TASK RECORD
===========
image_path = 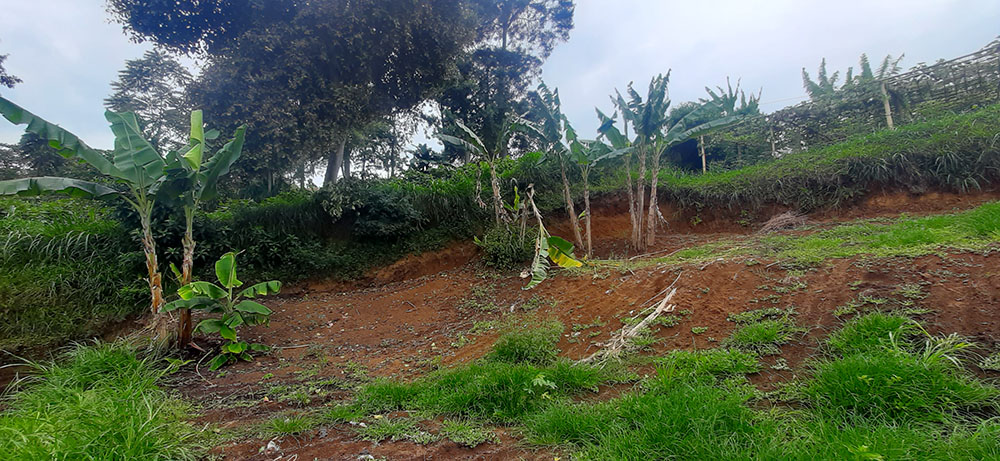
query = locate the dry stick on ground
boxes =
[580,286,678,364]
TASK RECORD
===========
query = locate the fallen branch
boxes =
[580,287,678,364]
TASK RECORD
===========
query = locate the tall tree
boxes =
[112,0,481,190]
[0,53,21,89]
[105,50,193,151]
[436,0,574,163]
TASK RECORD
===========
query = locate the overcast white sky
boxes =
[1,0,998,149]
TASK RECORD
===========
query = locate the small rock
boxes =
[264,440,281,454]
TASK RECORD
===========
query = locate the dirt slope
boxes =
[172,189,1000,460]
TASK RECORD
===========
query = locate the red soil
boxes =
[172,188,1000,460]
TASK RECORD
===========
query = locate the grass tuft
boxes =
[0,342,201,460]
[827,312,917,356]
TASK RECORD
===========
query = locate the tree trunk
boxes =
[324,136,347,186]
[635,145,647,250]
[488,160,505,224]
[296,162,306,189]
[139,208,171,345]
[699,135,707,173]
[559,155,584,250]
[880,82,895,130]
[177,209,195,348]
[646,148,661,248]
[624,152,638,250]
[342,146,352,180]
[582,167,593,258]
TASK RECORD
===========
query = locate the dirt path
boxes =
[172,190,1000,460]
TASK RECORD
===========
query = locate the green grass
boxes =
[354,417,437,444]
[356,359,606,422]
[804,349,998,423]
[608,200,1000,270]
[0,197,145,350]
[725,319,799,354]
[0,342,202,460]
[651,103,1000,212]
[654,348,760,381]
[484,320,563,366]
[827,312,918,356]
[525,370,784,459]
[439,419,497,447]
[264,412,319,436]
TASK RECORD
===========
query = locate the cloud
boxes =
[0,0,996,153]
[540,0,1000,137]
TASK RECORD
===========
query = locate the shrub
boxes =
[477,223,535,270]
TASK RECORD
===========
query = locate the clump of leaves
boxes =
[163,252,281,370]
[440,419,497,447]
[355,417,437,445]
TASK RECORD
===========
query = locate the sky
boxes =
[0,0,998,149]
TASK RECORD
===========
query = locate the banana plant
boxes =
[567,137,630,258]
[522,82,584,251]
[438,117,522,225]
[522,185,582,290]
[162,252,280,370]
[605,74,746,249]
[0,96,173,338]
[160,111,246,348]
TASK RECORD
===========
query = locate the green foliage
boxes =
[0,342,201,459]
[476,223,534,270]
[162,252,280,370]
[439,419,497,447]
[827,312,917,356]
[725,319,799,354]
[805,349,999,423]
[0,197,145,350]
[354,417,437,444]
[355,359,606,422]
[656,104,1000,212]
[485,321,563,366]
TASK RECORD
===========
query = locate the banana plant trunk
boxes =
[558,155,584,250]
[646,148,661,248]
[488,159,506,224]
[635,145,648,251]
[178,210,195,347]
[138,208,170,343]
[582,167,593,258]
[699,136,707,173]
[624,153,638,250]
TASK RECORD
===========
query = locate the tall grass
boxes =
[0,342,202,460]
[0,198,145,351]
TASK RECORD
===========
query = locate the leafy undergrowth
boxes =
[0,342,202,460]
